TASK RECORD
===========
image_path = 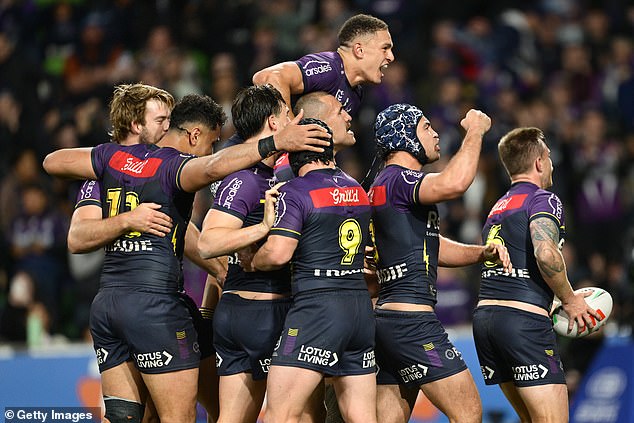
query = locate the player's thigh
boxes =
[198,356,219,421]
[516,383,569,423]
[265,366,324,417]
[376,384,418,423]
[420,368,482,423]
[300,379,326,423]
[142,368,199,423]
[101,361,147,402]
[499,382,531,422]
[332,373,377,423]
[218,373,267,423]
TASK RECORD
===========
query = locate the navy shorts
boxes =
[375,309,467,387]
[90,287,201,374]
[181,292,214,360]
[213,293,292,380]
[472,306,566,387]
[272,289,376,377]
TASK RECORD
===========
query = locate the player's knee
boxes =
[104,397,145,423]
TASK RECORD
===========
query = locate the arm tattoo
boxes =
[530,217,565,278]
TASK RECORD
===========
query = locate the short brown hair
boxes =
[338,14,388,46]
[498,127,547,177]
[109,83,174,142]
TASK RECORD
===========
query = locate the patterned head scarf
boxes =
[374,103,428,165]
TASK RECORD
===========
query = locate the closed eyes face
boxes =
[322,97,354,149]
[141,99,171,144]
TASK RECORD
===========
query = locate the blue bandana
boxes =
[374,104,427,163]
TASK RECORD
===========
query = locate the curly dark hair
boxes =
[169,94,226,132]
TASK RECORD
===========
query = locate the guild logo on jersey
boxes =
[134,350,174,369]
[310,186,369,208]
[303,60,332,77]
[488,194,528,217]
[109,151,161,177]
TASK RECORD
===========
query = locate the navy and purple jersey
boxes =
[480,182,566,311]
[91,143,196,293]
[295,51,362,116]
[212,162,291,294]
[369,165,439,306]
[271,168,370,295]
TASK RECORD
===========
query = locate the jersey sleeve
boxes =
[91,143,116,179]
[527,190,565,228]
[167,151,195,192]
[270,186,304,240]
[295,53,338,94]
[75,180,102,209]
[393,169,425,208]
[212,172,261,221]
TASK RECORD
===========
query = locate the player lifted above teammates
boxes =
[253,13,394,117]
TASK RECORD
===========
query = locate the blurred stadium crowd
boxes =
[0,0,633,399]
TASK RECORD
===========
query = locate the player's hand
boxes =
[125,203,172,236]
[482,242,513,274]
[562,290,602,335]
[460,109,491,135]
[237,243,259,272]
[363,245,377,274]
[262,182,285,230]
[273,109,331,153]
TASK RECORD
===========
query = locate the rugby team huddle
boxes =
[44,13,601,423]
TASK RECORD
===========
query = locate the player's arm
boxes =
[418,109,491,204]
[43,147,96,179]
[438,235,512,273]
[184,222,229,280]
[198,185,279,259]
[252,61,305,114]
[530,216,600,332]
[252,234,298,272]
[179,113,330,192]
[68,203,173,253]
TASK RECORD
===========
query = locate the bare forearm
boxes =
[43,148,96,179]
[199,223,269,259]
[68,215,129,253]
[531,218,574,301]
[438,236,484,267]
[200,275,223,310]
[439,129,484,194]
[253,244,283,271]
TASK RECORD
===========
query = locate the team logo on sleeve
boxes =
[303,60,333,77]
[400,170,422,185]
[548,194,563,221]
[219,177,243,209]
[273,192,287,227]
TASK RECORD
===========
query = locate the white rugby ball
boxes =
[552,287,613,338]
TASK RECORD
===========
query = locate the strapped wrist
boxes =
[258,135,277,159]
